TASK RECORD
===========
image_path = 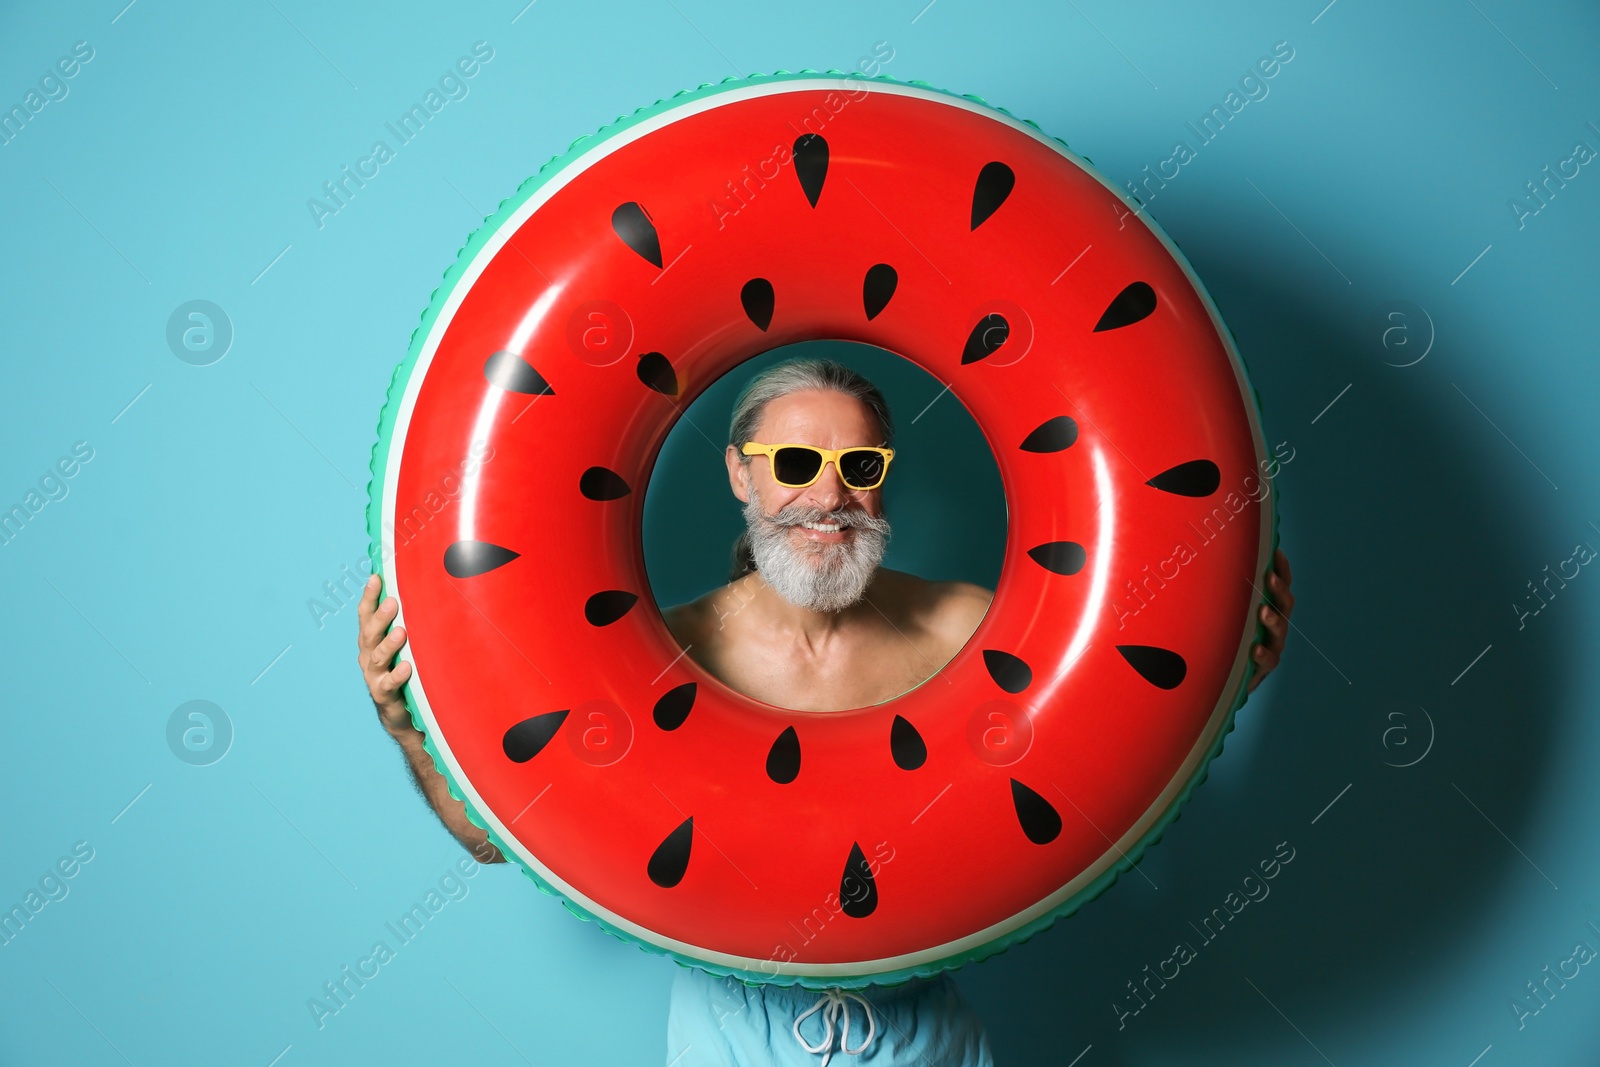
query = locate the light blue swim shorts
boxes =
[666,965,995,1066]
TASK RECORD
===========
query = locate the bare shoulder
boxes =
[870,569,993,639]
[927,578,994,639]
[663,575,761,646]
[661,595,713,647]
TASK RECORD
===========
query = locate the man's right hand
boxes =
[355,572,506,864]
[358,573,415,737]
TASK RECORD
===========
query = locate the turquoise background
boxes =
[2,1,1598,1064]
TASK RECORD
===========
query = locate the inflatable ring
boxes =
[367,71,1280,989]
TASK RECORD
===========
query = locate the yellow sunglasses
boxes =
[740,441,896,491]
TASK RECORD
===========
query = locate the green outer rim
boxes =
[364,68,1283,992]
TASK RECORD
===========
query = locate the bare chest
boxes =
[696,624,950,712]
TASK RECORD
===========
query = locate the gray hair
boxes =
[726,357,894,582]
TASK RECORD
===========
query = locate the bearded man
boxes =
[661,357,992,712]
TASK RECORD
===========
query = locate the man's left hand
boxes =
[1248,548,1294,692]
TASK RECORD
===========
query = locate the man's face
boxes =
[725,388,892,613]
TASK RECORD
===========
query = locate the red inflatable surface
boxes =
[369,75,1275,986]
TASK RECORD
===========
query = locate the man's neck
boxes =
[729,568,884,653]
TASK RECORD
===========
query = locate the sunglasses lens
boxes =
[773,447,823,486]
[840,450,885,488]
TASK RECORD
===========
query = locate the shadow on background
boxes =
[960,261,1568,1064]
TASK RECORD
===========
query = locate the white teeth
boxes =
[800,521,843,532]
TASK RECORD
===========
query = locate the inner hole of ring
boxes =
[641,339,1007,714]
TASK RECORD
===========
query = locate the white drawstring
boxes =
[792,988,877,1066]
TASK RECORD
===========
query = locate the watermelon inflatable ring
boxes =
[367,71,1280,989]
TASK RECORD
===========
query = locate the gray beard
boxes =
[741,490,891,613]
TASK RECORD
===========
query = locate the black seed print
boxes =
[961,313,1010,364]
[1117,645,1188,689]
[1027,541,1087,576]
[502,709,569,763]
[611,202,662,268]
[585,590,639,626]
[579,466,631,501]
[766,725,801,784]
[1093,281,1158,332]
[444,540,520,579]
[1019,416,1079,453]
[741,278,775,331]
[971,161,1015,230]
[1145,460,1221,497]
[648,817,694,888]
[1010,779,1062,844]
[653,682,697,731]
[793,134,829,207]
[983,649,1032,694]
[890,715,927,771]
[863,263,898,321]
[483,351,554,395]
[637,352,678,395]
[839,842,879,918]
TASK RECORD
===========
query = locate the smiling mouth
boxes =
[788,520,854,546]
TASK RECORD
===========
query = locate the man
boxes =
[659,357,993,713]
[358,357,1296,1065]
